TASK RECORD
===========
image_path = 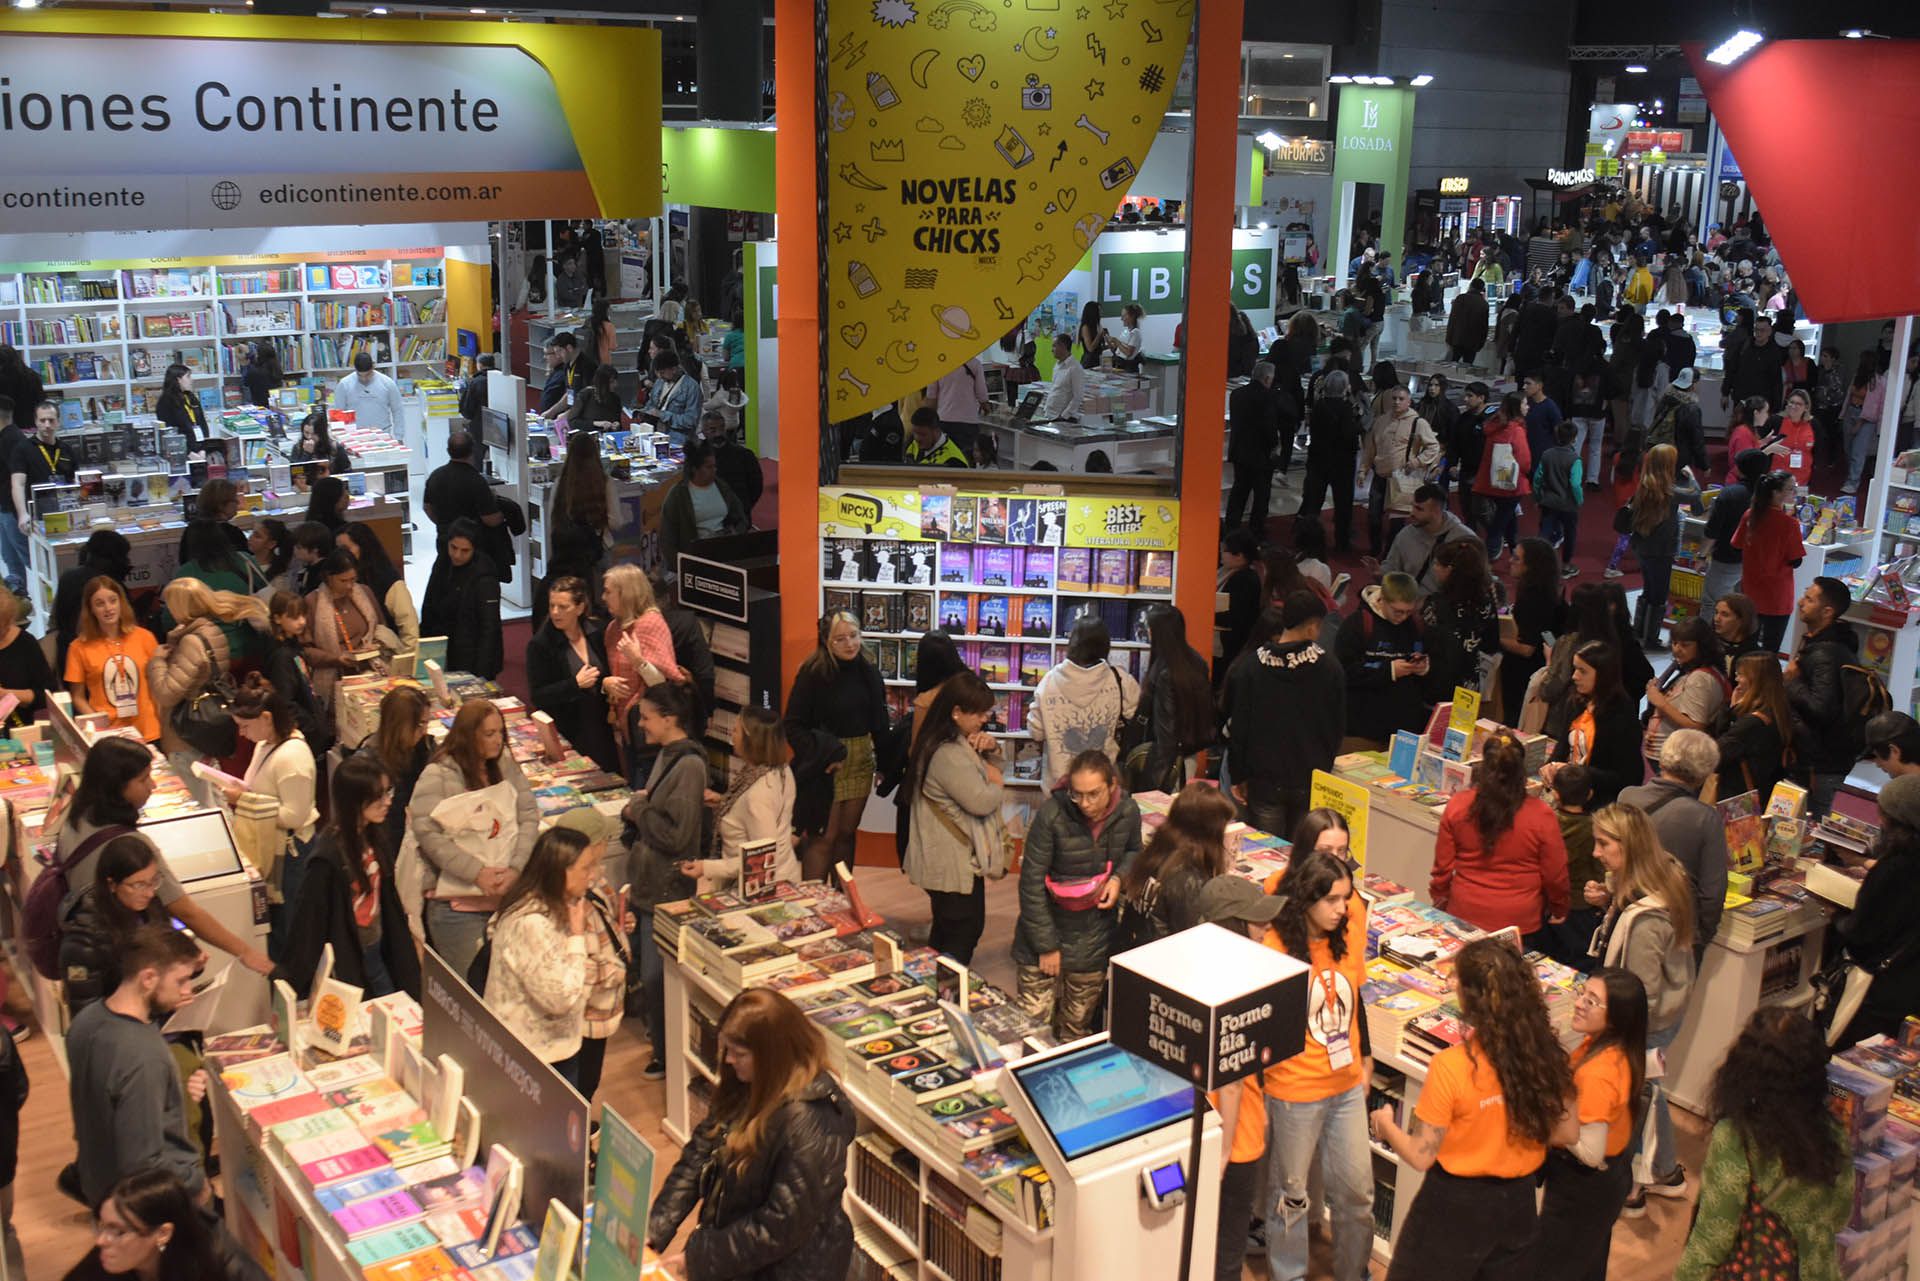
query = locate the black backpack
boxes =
[1838,663,1893,759]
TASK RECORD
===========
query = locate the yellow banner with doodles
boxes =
[819,487,925,538]
[824,0,1190,418]
[1063,495,1180,548]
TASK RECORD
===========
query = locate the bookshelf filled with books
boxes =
[0,253,449,422]
[818,484,1180,789]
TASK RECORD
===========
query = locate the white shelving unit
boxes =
[0,254,449,421]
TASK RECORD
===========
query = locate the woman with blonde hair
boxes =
[682,706,799,893]
[1715,651,1793,801]
[1626,443,1703,649]
[599,562,685,782]
[64,576,161,742]
[647,987,856,1279]
[151,579,266,799]
[1587,802,1696,1213]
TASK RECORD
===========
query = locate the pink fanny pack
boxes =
[1045,862,1111,911]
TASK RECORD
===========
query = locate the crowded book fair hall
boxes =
[0,2,1919,1281]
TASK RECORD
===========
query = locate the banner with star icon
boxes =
[824,0,1191,417]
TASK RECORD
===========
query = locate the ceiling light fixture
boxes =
[1409,74,1433,87]
[1844,28,1867,38]
[11,0,40,9]
[1328,74,1352,84]
[1705,28,1764,65]
[370,5,386,11]
[1255,130,1283,151]
[1625,63,1648,73]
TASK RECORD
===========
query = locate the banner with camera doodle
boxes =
[825,0,1191,418]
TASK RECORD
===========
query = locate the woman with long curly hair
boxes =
[1432,730,1570,944]
[1588,802,1696,1213]
[1371,937,1576,1280]
[646,988,856,1279]
[1533,967,1648,1281]
[1256,848,1374,1281]
[1674,1007,1852,1281]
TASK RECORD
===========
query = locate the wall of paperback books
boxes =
[0,250,459,424]
[818,484,1180,794]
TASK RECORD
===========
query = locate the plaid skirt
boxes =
[834,733,876,803]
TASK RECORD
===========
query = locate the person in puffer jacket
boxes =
[648,988,855,1281]
[1333,573,1432,749]
[1010,751,1142,1040]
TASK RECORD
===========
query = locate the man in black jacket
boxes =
[1225,361,1282,532]
[1453,382,1493,529]
[1785,576,1860,816]
[1224,589,1345,839]
[1510,285,1558,380]
[1723,313,1785,410]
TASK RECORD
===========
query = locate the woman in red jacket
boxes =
[1731,470,1806,654]
[1431,729,1570,949]
[1773,388,1817,488]
[1472,392,1532,561]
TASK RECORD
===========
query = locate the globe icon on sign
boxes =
[210,181,243,211]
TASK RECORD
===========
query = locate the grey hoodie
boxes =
[1379,511,1477,596]
[1029,659,1140,789]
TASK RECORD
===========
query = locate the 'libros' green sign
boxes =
[1094,246,1275,316]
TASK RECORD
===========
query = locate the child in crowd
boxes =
[1533,420,1585,575]
[1602,446,1641,580]
[1549,763,1600,969]
[1292,520,1333,593]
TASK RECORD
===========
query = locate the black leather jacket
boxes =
[647,1072,856,1281]
[1787,620,1862,774]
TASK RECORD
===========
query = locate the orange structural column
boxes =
[776,0,824,693]
[1173,0,1245,662]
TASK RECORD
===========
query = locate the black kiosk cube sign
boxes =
[1109,923,1311,1091]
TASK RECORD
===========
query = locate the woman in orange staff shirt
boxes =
[1531,967,1647,1281]
[1192,875,1287,1281]
[1259,844,1374,1281]
[1370,938,1577,1281]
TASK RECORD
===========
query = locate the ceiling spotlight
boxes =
[1409,74,1433,87]
[11,0,41,9]
[1372,76,1395,85]
[1256,130,1283,151]
[1844,28,1867,38]
[1256,221,1269,230]
[1625,64,1648,73]
[470,6,486,12]
[1706,28,1765,65]
[370,5,386,11]
[1328,74,1353,84]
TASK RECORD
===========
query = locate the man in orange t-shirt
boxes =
[1195,876,1286,1281]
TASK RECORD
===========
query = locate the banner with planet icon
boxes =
[824,0,1191,418]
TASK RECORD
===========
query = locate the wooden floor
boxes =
[8,867,1704,1280]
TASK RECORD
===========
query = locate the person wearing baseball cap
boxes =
[1191,873,1286,1281]
[1829,773,1920,1048]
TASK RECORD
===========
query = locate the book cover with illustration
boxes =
[904,590,934,634]
[978,547,1015,588]
[1035,499,1067,545]
[1057,547,1093,593]
[1021,597,1054,639]
[920,492,952,540]
[1022,546,1056,590]
[977,496,1008,543]
[976,595,1010,637]
[1094,549,1133,595]
[978,643,1012,684]
[899,543,936,586]
[950,497,977,542]
[1018,646,1050,686]
[1007,497,1038,544]
[1137,549,1174,592]
[939,543,974,584]
[937,593,975,635]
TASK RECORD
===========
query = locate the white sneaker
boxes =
[1604,566,1624,579]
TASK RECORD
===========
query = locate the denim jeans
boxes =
[361,937,397,999]
[638,925,666,1058]
[0,518,26,595]
[1263,1083,1373,1281]
[427,901,491,983]
[1571,416,1606,483]
[1847,416,1879,490]
[1538,507,1580,562]
[1637,1019,1681,1184]
[1486,496,1521,558]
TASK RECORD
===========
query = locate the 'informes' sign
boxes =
[677,554,749,624]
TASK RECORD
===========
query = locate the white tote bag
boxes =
[419,779,522,899]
